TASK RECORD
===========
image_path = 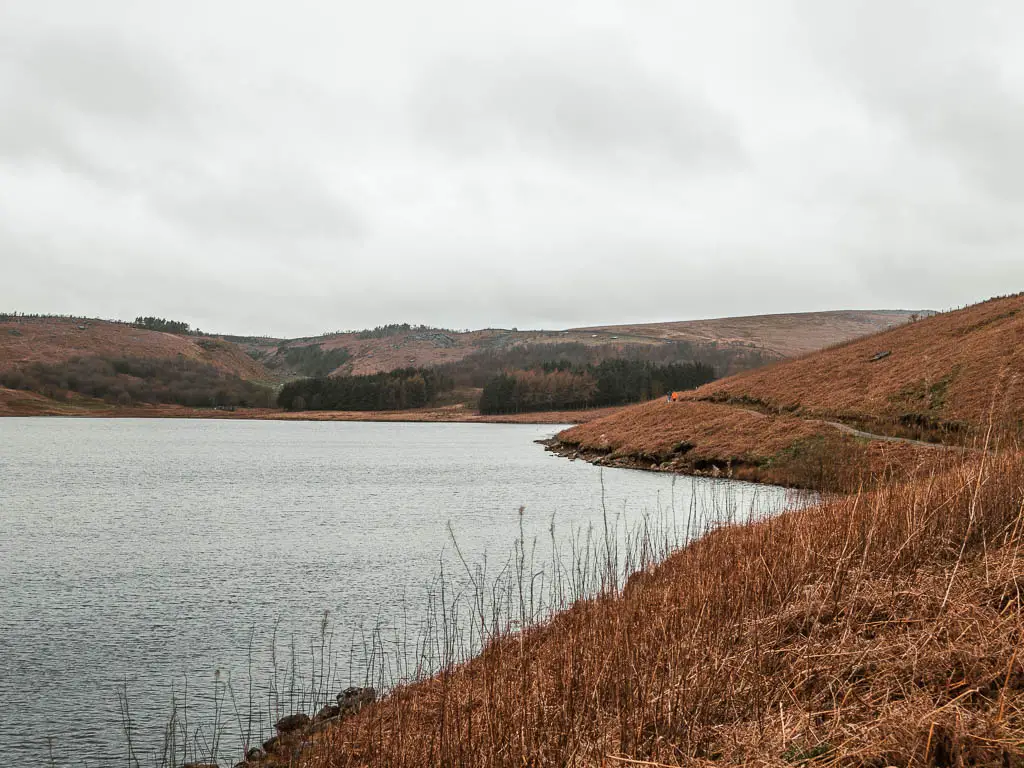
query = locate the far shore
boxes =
[0,389,623,425]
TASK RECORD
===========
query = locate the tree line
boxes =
[1,313,211,335]
[439,341,774,388]
[355,323,456,340]
[278,367,453,411]
[133,316,194,335]
[0,357,273,408]
[478,359,716,415]
[1,312,132,324]
[266,344,352,377]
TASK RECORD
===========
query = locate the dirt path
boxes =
[725,402,959,450]
[814,419,956,449]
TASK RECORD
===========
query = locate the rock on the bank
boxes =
[275,712,311,733]
[337,686,376,714]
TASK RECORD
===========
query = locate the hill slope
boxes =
[0,309,924,417]
[555,295,1024,487]
[698,295,1024,435]
[0,316,274,381]
[0,310,920,384]
[579,309,922,358]
[249,310,921,378]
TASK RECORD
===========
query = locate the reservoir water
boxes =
[0,418,799,767]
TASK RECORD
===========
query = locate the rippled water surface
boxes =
[0,418,798,766]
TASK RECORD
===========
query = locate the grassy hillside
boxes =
[0,309,923,417]
[554,398,939,490]
[580,309,923,358]
[698,295,1024,439]
[555,296,1023,486]
[0,316,279,410]
[247,311,921,379]
[0,316,274,381]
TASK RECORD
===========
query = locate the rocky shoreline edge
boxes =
[181,686,376,768]
[538,437,751,479]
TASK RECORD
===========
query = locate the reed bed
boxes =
[301,447,1024,767]
[119,476,780,767]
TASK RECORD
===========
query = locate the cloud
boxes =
[416,44,744,174]
[890,69,1024,200]
[0,32,191,175]
[21,36,187,124]
[1,1,1022,336]
[151,168,365,243]
[797,0,1024,199]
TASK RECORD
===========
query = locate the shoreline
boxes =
[0,390,625,425]
[296,447,1023,767]
[538,435,765,481]
[541,398,964,493]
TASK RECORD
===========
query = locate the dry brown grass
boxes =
[253,311,913,377]
[0,385,78,415]
[547,296,1024,488]
[582,310,919,358]
[0,316,273,381]
[692,295,1024,439]
[299,448,1024,767]
[551,400,945,490]
[558,400,831,464]
[239,404,624,424]
[0,387,621,424]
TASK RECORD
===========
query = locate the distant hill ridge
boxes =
[243,309,923,378]
[575,309,930,358]
[0,307,925,393]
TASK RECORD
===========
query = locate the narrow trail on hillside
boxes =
[722,402,963,450]
[813,419,960,449]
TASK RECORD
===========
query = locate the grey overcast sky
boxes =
[1,1,1023,337]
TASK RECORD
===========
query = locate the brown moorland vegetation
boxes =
[0,316,273,381]
[238,403,625,424]
[0,386,621,424]
[0,385,81,416]
[552,399,941,490]
[249,311,920,378]
[290,448,1024,768]
[553,296,1024,488]
[557,399,829,468]
[581,309,921,358]
[693,295,1024,442]
[1,309,914,419]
